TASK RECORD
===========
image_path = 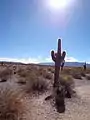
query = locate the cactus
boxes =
[51,39,66,113]
[83,62,86,71]
[51,39,66,87]
[45,39,66,113]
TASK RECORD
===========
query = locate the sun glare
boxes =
[47,0,72,10]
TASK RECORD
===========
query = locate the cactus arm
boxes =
[61,51,66,61]
[51,50,56,62]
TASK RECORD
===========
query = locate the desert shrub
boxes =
[72,73,82,79]
[86,75,90,80]
[81,72,86,77]
[61,68,72,75]
[86,68,90,74]
[51,69,54,74]
[48,67,52,72]
[17,68,37,78]
[0,68,12,81]
[17,68,28,78]
[37,68,52,79]
[17,78,26,85]
[59,75,75,98]
[38,68,46,76]
[60,75,74,87]
[26,76,48,94]
[43,72,52,80]
[0,87,24,120]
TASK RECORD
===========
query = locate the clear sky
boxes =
[0,0,90,63]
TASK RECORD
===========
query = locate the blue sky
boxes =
[0,0,90,63]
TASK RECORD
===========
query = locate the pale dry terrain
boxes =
[0,63,90,120]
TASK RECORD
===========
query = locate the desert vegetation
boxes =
[0,62,89,119]
[0,68,12,82]
[0,86,25,120]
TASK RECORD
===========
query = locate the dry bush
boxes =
[0,87,24,120]
[43,72,52,80]
[61,68,72,75]
[72,73,82,79]
[38,68,46,76]
[85,68,90,74]
[70,68,82,79]
[17,68,28,78]
[38,68,52,79]
[17,68,35,78]
[86,75,90,80]
[51,69,54,74]
[59,75,75,98]
[62,67,85,78]
[48,67,52,72]
[48,67,54,74]
[60,75,74,87]
[81,72,86,77]
[17,78,26,85]
[0,68,12,81]
[17,67,49,94]
[26,76,48,94]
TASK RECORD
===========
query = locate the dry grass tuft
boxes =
[59,75,75,98]
[26,76,48,94]
[37,68,52,79]
[0,68,12,81]
[0,86,24,120]
[17,68,28,78]
[60,75,74,87]
[61,67,86,79]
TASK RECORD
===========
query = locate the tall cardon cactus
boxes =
[51,39,66,87]
[45,38,66,113]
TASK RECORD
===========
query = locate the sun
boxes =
[48,0,71,10]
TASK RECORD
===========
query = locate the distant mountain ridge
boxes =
[0,61,90,68]
[39,62,90,67]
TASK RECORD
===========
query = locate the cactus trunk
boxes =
[54,39,61,87]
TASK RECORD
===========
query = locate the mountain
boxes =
[39,62,90,67]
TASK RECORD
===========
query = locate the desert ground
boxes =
[0,62,90,120]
